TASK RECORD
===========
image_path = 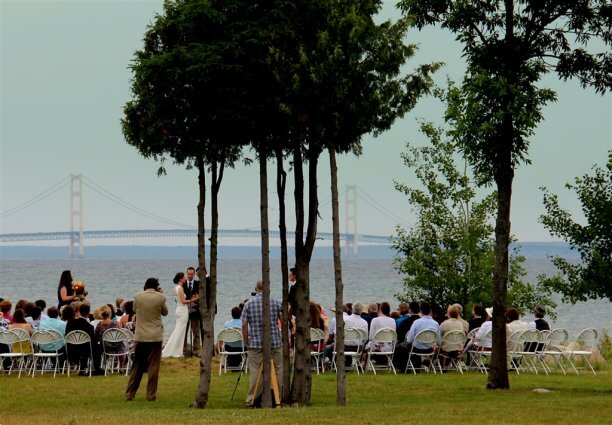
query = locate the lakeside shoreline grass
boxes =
[3,358,611,425]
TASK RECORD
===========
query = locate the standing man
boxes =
[183,266,201,357]
[287,267,297,315]
[241,280,283,406]
[125,277,168,402]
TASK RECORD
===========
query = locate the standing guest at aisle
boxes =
[125,278,168,402]
[287,267,298,316]
[183,267,201,357]
[241,279,283,407]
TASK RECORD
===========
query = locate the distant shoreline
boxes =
[0,242,577,260]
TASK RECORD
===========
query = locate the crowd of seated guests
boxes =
[0,296,136,375]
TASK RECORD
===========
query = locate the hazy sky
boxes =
[1,0,610,245]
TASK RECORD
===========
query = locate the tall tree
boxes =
[122,0,252,407]
[304,0,439,404]
[399,0,611,389]
[539,152,612,303]
[394,101,554,314]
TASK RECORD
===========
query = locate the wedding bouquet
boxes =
[73,281,88,298]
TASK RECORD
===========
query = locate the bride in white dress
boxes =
[162,272,193,358]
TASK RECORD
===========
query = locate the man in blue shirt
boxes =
[241,280,282,406]
[39,306,66,351]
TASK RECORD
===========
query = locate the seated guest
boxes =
[95,305,125,365]
[394,302,440,371]
[367,302,396,365]
[468,304,488,331]
[396,301,420,343]
[506,307,530,352]
[65,304,103,375]
[345,302,368,337]
[0,300,13,323]
[9,309,33,354]
[439,305,466,366]
[474,308,495,349]
[395,303,410,327]
[118,301,136,331]
[452,303,469,333]
[38,306,67,364]
[115,298,125,317]
[35,299,49,321]
[361,303,379,328]
[528,305,550,331]
[440,305,466,336]
[218,306,244,367]
[9,309,33,335]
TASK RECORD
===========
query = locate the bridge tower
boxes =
[69,174,84,258]
[344,185,358,256]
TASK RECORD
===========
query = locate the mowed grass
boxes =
[3,357,611,425]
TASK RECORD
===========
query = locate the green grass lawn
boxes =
[3,358,611,425]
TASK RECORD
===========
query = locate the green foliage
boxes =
[393,92,555,315]
[538,153,612,303]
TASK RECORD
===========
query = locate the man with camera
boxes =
[125,277,168,402]
[241,279,283,406]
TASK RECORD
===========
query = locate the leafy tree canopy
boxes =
[539,152,612,303]
[393,88,555,314]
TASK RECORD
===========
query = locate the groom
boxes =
[183,266,201,357]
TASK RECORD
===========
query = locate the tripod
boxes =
[248,359,280,407]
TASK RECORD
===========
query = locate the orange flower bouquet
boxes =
[73,281,88,299]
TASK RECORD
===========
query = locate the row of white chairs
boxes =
[0,327,134,378]
[468,327,599,375]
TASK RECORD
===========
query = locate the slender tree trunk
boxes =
[259,152,273,407]
[192,157,211,408]
[329,148,346,406]
[487,0,514,390]
[290,146,316,405]
[275,148,291,403]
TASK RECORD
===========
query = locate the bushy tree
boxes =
[539,152,612,303]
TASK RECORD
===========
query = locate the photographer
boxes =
[125,277,168,402]
[241,280,282,406]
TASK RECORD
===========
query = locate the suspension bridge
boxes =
[1,175,409,257]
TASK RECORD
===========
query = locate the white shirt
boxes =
[345,313,369,336]
[368,315,396,341]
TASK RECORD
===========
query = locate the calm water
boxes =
[0,258,609,338]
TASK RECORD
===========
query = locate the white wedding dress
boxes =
[162,285,188,358]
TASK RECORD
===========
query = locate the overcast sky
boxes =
[1,0,610,245]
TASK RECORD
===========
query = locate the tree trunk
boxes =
[192,157,211,408]
[259,152,273,408]
[275,148,291,403]
[329,148,346,406]
[290,146,317,405]
[487,0,514,390]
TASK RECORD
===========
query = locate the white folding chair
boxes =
[65,330,93,377]
[366,328,397,375]
[514,329,542,374]
[541,328,569,375]
[565,328,598,375]
[309,327,326,374]
[470,329,492,373]
[217,328,246,375]
[405,329,438,375]
[0,329,31,377]
[332,328,365,374]
[102,328,130,376]
[29,330,64,378]
[435,330,466,374]
[506,330,524,374]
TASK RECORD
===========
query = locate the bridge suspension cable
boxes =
[0,176,70,219]
[356,186,412,228]
[81,176,196,229]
